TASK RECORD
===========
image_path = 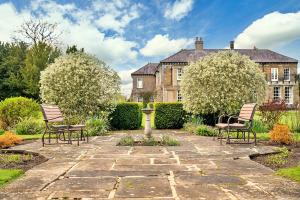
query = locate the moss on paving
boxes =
[276,166,300,183]
[0,169,24,187]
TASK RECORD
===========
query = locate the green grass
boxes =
[0,169,24,187]
[118,135,134,146]
[162,135,180,146]
[277,166,300,183]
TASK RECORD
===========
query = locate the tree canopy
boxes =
[181,51,267,115]
[40,52,120,121]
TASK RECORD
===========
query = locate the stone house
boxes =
[131,38,299,106]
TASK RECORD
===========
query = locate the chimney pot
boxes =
[230,41,234,50]
[195,37,204,50]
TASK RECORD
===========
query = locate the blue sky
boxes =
[0,0,299,96]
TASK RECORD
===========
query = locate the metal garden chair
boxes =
[215,103,257,145]
[40,104,88,146]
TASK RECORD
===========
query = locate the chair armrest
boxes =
[227,115,239,125]
[218,114,235,123]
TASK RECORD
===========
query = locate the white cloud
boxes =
[119,68,137,97]
[0,3,30,41]
[164,0,194,21]
[235,11,300,49]
[0,0,138,67]
[93,0,141,34]
[140,34,193,57]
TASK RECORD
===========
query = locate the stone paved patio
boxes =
[1,130,300,199]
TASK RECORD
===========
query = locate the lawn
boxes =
[277,166,300,183]
[0,169,24,187]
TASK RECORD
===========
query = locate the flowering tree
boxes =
[40,53,120,120]
[181,51,267,114]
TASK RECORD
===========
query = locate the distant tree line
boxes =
[0,19,84,101]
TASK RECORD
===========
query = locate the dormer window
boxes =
[284,68,290,81]
[137,78,143,89]
[177,68,183,80]
[271,68,278,81]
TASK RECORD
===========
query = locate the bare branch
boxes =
[14,19,62,46]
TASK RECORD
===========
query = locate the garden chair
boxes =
[40,104,88,146]
[215,103,257,145]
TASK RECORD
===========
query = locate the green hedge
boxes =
[0,97,41,129]
[154,102,186,129]
[110,102,142,130]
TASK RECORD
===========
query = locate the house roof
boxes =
[131,63,159,76]
[161,49,298,63]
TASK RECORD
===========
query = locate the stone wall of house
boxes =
[133,62,299,106]
[131,75,156,102]
[261,63,299,106]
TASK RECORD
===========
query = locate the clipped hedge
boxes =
[110,102,142,130]
[154,103,186,129]
[0,97,41,129]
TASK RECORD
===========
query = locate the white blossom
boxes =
[181,51,267,114]
[40,53,120,120]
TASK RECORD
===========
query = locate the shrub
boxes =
[266,147,289,166]
[269,124,293,145]
[0,131,23,148]
[181,51,267,115]
[161,135,180,146]
[142,137,158,146]
[40,53,120,121]
[110,103,142,130]
[118,135,134,146]
[281,111,300,133]
[196,125,216,137]
[154,103,186,129]
[86,116,109,136]
[183,122,198,134]
[15,118,44,135]
[0,97,41,129]
[252,119,269,133]
[259,100,286,130]
[0,129,4,135]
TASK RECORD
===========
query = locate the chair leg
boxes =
[219,130,223,145]
[247,131,250,143]
[48,132,51,144]
[42,129,47,147]
[227,129,230,144]
[253,131,257,146]
[86,130,89,143]
[77,131,80,146]
[68,131,72,144]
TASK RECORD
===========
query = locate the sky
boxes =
[0,0,300,97]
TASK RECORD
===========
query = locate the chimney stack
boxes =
[195,37,203,50]
[230,41,234,50]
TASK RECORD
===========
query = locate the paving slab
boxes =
[1,130,299,199]
[46,177,116,198]
[115,177,172,198]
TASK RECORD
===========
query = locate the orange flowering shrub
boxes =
[269,124,293,145]
[0,131,23,149]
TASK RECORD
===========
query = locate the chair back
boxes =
[238,103,257,122]
[40,104,64,123]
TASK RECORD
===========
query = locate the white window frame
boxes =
[137,78,143,89]
[273,86,280,101]
[137,96,143,102]
[177,90,182,102]
[283,68,290,81]
[177,68,183,80]
[271,68,278,81]
[284,86,293,104]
